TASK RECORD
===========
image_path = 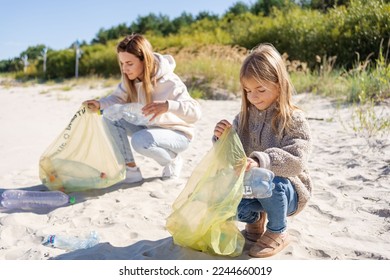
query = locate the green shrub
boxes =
[80,42,120,77]
[45,49,76,79]
[326,0,390,68]
[346,41,390,102]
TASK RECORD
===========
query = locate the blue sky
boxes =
[0,0,254,60]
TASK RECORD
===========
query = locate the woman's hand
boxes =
[83,100,100,113]
[142,101,168,122]
[214,119,231,139]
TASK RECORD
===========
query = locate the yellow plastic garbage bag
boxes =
[39,106,126,192]
[166,127,247,257]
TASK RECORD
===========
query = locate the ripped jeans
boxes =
[237,176,298,233]
[104,118,190,166]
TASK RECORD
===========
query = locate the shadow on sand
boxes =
[0,177,160,215]
[51,236,251,260]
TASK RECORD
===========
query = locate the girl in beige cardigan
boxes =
[213,43,312,258]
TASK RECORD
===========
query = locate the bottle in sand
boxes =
[42,231,99,251]
[1,189,75,210]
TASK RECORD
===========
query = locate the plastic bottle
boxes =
[102,104,124,121]
[103,103,151,125]
[1,190,75,210]
[243,167,275,199]
[122,103,151,125]
[42,231,99,251]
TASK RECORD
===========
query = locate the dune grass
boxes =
[3,45,389,137]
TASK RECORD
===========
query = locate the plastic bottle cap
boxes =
[69,197,76,204]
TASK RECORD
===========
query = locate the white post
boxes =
[22,55,29,73]
[74,40,81,78]
[42,48,47,73]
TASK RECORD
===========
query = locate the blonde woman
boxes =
[213,43,312,258]
[85,34,201,183]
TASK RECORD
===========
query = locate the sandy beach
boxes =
[0,80,389,260]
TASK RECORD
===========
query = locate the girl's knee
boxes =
[237,199,261,223]
[237,209,259,223]
[272,177,291,193]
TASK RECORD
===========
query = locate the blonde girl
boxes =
[213,43,312,258]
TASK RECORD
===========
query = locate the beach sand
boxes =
[0,81,389,260]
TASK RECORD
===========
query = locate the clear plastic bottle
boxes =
[102,104,124,121]
[103,103,151,125]
[243,167,275,199]
[1,190,75,210]
[122,103,151,125]
[42,231,99,251]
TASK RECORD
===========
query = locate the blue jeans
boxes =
[237,176,298,233]
[104,118,190,166]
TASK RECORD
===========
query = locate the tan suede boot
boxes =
[244,212,267,242]
[249,230,291,258]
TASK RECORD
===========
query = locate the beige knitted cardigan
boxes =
[233,104,313,215]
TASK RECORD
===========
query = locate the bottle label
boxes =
[48,235,55,244]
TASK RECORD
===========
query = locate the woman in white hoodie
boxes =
[84,34,201,183]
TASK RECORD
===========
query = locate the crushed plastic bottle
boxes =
[102,104,124,121]
[103,103,152,125]
[122,103,151,125]
[243,167,275,199]
[42,231,99,251]
[1,190,75,210]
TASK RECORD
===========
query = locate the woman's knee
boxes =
[131,131,154,152]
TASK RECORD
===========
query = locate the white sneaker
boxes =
[162,155,183,179]
[123,166,143,184]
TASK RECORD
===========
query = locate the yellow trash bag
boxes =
[39,106,126,192]
[166,127,246,257]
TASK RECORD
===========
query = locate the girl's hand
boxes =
[246,157,259,171]
[142,101,168,122]
[83,100,100,113]
[214,119,231,139]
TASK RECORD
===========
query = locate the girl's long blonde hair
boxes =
[238,43,298,138]
[117,34,157,104]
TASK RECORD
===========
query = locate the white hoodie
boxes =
[99,53,202,140]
